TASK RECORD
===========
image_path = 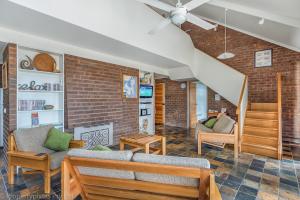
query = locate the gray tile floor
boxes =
[0,125,299,200]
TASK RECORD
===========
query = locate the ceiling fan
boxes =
[137,0,215,34]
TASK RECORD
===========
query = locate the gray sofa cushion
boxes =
[213,115,235,133]
[14,125,54,154]
[50,151,68,170]
[132,153,210,187]
[67,149,135,180]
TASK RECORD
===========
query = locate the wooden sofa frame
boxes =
[62,156,222,200]
[7,133,85,194]
[198,124,239,160]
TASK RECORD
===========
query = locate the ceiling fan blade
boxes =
[136,0,174,12]
[148,18,172,35]
[186,13,215,30]
[184,0,210,11]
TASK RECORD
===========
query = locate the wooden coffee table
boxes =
[120,134,166,155]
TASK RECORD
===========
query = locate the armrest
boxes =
[69,140,85,148]
[7,151,48,161]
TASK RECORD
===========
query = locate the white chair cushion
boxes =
[213,115,235,133]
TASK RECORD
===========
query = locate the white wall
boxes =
[168,67,195,81]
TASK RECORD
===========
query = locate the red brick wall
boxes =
[2,44,17,166]
[156,79,187,128]
[182,23,300,144]
[207,88,237,120]
[64,55,139,144]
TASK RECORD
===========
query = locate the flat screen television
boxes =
[140,85,153,98]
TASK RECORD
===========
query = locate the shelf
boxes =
[18,123,64,129]
[18,109,64,113]
[18,90,63,93]
[18,69,63,76]
[17,46,64,131]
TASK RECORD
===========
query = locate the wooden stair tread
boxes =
[242,143,277,151]
[250,103,278,112]
[247,110,277,114]
[243,134,277,140]
[244,125,278,131]
[245,118,278,128]
[244,126,278,137]
[245,118,278,122]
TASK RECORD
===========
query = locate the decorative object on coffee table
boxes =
[120,134,166,155]
[33,53,56,72]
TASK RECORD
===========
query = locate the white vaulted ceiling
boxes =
[0,0,195,73]
[159,0,300,52]
[3,0,299,105]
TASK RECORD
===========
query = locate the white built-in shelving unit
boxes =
[17,46,64,130]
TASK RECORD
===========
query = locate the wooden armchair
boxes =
[7,126,84,194]
[197,115,239,160]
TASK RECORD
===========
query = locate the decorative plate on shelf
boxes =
[33,53,56,72]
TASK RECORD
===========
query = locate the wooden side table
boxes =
[120,134,166,155]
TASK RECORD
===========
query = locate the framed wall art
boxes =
[255,49,272,68]
[123,74,138,98]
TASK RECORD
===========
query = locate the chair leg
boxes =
[234,124,239,160]
[234,143,238,160]
[198,135,202,155]
[8,162,14,185]
[44,171,51,194]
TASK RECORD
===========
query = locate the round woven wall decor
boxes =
[33,53,56,72]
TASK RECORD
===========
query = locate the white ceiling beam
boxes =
[208,0,300,28]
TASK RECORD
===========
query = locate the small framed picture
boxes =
[123,74,138,98]
[2,62,7,89]
[215,94,221,101]
[255,49,272,68]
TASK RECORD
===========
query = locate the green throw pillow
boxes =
[90,145,112,151]
[44,128,73,151]
[204,118,217,128]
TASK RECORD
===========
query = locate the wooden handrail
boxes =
[236,75,248,153]
[277,73,282,160]
[236,76,248,114]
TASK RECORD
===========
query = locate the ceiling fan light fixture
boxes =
[217,52,235,60]
[141,0,215,34]
[170,7,187,25]
[218,8,235,60]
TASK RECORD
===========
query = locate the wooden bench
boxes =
[62,156,222,200]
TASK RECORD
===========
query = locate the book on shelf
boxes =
[31,112,39,127]
[18,100,46,111]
